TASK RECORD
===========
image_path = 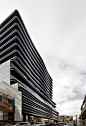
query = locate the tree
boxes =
[66,117,73,121]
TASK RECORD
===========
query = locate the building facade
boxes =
[80,95,86,120]
[0,81,21,121]
[0,10,59,121]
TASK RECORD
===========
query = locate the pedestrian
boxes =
[73,122,77,126]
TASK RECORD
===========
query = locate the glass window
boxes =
[8,96,14,106]
[0,93,3,102]
[0,111,3,120]
[8,112,14,120]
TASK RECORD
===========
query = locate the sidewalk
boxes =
[50,124,64,126]
[77,124,86,126]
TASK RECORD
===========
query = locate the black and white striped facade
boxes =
[0,10,59,120]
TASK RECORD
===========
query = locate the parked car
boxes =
[51,122,57,125]
[5,122,31,126]
[32,122,45,126]
[45,121,52,126]
[58,122,66,125]
[29,120,34,124]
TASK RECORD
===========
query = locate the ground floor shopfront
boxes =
[21,115,54,124]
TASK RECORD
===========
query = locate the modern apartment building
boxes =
[0,10,59,121]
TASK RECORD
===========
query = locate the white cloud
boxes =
[44,55,86,89]
[53,86,76,103]
[56,99,83,116]
[44,55,86,116]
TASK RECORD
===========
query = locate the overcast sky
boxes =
[1,0,86,117]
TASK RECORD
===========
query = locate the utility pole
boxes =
[76,115,77,124]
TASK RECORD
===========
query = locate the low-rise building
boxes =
[0,81,22,121]
[80,95,86,120]
[58,115,66,122]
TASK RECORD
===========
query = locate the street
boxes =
[65,121,74,126]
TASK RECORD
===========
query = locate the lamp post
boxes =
[76,115,77,124]
[81,115,83,126]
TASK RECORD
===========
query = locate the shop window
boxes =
[8,96,14,106]
[0,111,3,120]
[8,112,14,120]
[0,93,3,102]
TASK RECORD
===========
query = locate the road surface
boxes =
[66,121,74,126]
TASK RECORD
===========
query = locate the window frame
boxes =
[0,111,3,120]
[8,96,15,106]
[8,112,14,121]
[0,92,3,103]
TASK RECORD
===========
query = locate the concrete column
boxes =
[28,115,30,122]
[23,114,26,122]
[36,117,39,122]
[3,111,8,121]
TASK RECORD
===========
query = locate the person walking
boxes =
[73,122,77,126]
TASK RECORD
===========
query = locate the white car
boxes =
[5,122,31,126]
[32,122,45,126]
